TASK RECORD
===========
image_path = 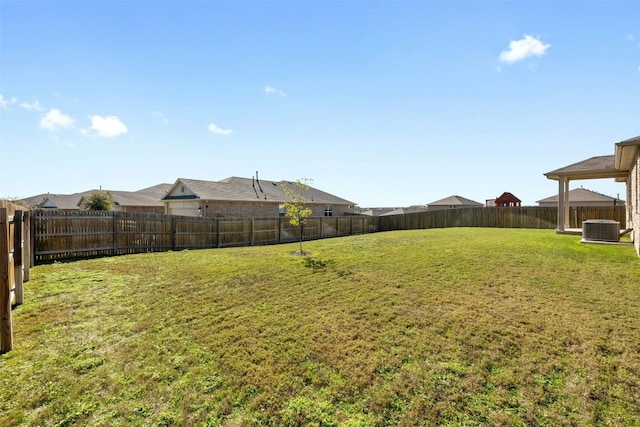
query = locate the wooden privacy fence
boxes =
[1,201,31,354]
[378,206,626,231]
[32,211,380,263]
[32,205,626,263]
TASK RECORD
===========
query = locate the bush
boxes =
[81,190,114,211]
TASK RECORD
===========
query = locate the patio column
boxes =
[557,178,565,232]
[563,178,570,229]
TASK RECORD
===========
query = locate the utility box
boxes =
[582,219,620,242]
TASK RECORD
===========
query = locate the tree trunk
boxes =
[299,224,304,254]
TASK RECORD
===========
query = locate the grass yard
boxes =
[1,228,640,426]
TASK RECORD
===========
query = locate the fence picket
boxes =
[30,206,625,263]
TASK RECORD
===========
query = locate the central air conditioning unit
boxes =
[582,219,620,242]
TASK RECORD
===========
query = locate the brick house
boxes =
[162,177,355,218]
[615,136,640,257]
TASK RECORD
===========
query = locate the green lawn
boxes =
[2,228,640,426]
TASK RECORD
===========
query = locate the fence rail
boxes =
[31,205,626,264]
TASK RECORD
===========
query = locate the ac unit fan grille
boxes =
[582,220,620,242]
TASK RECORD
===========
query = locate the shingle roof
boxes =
[427,195,483,207]
[21,193,85,209]
[135,183,172,198]
[544,155,627,180]
[536,187,625,204]
[380,205,428,216]
[20,184,172,209]
[106,190,166,207]
[164,177,354,205]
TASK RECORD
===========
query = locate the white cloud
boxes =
[40,108,75,131]
[89,115,128,138]
[20,100,46,112]
[264,85,286,97]
[499,34,550,64]
[0,94,17,109]
[208,123,234,135]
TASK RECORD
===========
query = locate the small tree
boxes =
[281,178,313,255]
[82,190,114,211]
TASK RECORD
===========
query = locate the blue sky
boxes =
[1,1,638,207]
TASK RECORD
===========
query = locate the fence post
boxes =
[216,218,221,248]
[251,218,255,246]
[278,217,282,243]
[13,211,23,306]
[30,212,36,267]
[0,208,12,354]
[22,211,30,282]
[171,216,177,251]
[112,212,118,256]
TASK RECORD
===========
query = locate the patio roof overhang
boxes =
[544,155,628,181]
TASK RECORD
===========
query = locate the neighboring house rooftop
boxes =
[427,195,483,207]
[163,177,355,205]
[21,193,85,210]
[380,205,428,216]
[494,192,521,206]
[20,184,172,210]
[536,187,625,205]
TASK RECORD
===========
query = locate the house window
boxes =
[324,205,333,216]
[279,204,286,217]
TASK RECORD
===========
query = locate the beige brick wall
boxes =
[197,201,353,218]
[631,152,640,257]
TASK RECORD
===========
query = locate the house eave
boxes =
[615,139,640,172]
[544,170,629,181]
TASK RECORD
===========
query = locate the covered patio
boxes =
[544,155,627,233]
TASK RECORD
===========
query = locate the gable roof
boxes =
[427,195,483,207]
[163,177,354,205]
[495,192,521,204]
[536,187,624,204]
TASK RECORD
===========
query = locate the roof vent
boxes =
[582,220,620,242]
